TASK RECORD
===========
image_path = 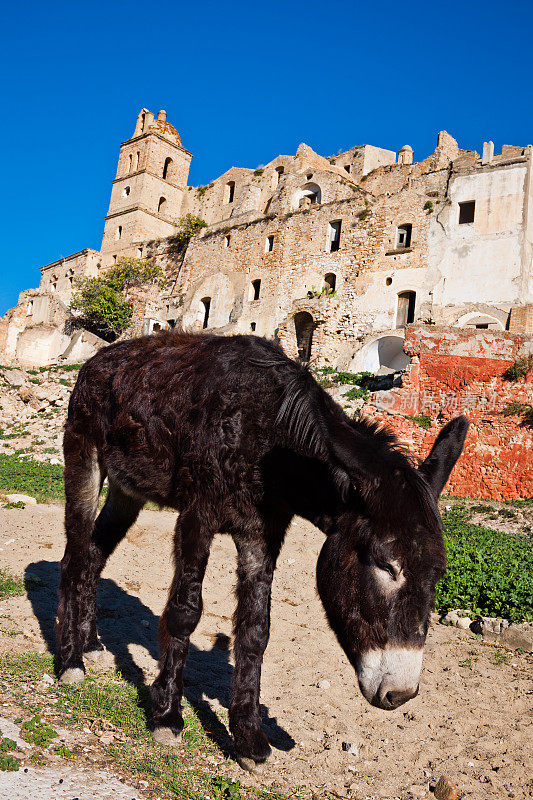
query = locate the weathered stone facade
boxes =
[1,109,532,372]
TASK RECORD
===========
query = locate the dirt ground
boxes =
[0,504,531,800]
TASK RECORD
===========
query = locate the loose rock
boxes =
[341,742,359,756]
[5,494,37,506]
[433,775,459,800]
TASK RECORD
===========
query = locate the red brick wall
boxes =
[362,325,532,500]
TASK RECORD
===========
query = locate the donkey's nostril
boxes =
[381,686,419,709]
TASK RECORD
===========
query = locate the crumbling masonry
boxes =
[1,107,532,369]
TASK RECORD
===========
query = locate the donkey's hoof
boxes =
[59,667,85,685]
[236,756,258,773]
[152,727,182,747]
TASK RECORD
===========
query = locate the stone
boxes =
[341,742,359,756]
[317,679,331,690]
[456,617,472,630]
[5,494,37,506]
[3,369,25,387]
[442,610,459,626]
[18,386,33,403]
[433,775,458,800]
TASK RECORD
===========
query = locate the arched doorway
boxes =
[351,334,410,374]
[294,312,314,362]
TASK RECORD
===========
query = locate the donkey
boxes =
[57,331,468,770]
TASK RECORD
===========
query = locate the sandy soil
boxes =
[0,504,531,800]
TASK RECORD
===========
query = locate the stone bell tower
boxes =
[100,108,192,266]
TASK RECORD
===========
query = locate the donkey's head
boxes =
[316,416,469,710]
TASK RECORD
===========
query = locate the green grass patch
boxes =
[0,653,292,800]
[0,570,25,601]
[437,507,533,622]
[0,452,64,503]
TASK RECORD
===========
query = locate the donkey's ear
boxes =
[418,416,469,498]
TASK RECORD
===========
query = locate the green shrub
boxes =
[503,355,533,380]
[343,386,369,401]
[436,507,533,622]
[20,716,57,747]
[424,200,434,213]
[501,401,533,425]
[406,414,432,429]
[315,367,372,387]
[171,213,207,247]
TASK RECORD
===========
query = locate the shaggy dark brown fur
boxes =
[57,331,468,767]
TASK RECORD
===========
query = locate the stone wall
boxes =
[362,325,533,499]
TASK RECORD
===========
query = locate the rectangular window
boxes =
[459,201,475,224]
[396,224,412,249]
[265,235,274,252]
[328,220,342,252]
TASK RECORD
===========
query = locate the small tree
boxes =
[71,257,167,340]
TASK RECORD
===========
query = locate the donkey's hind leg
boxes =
[150,505,215,746]
[57,432,103,683]
[79,479,145,661]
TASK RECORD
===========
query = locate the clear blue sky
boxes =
[1,0,532,315]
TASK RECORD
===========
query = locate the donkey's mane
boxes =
[271,359,440,536]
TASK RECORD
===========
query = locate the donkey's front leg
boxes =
[151,506,214,746]
[230,532,283,771]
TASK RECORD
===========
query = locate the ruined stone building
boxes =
[2,108,532,369]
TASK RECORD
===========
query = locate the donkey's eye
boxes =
[379,562,398,580]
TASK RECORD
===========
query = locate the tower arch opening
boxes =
[162,157,173,180]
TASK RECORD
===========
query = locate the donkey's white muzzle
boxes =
[356,646,423,710]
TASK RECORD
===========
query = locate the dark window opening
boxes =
[386,277,392,286]
[396,224,412,249]
[158,196,166,214]
[250,322,257,332]
[224,234,231,248]
[328,220,342,252]
[266,235,274,252]
[475,323,489,329]
[396,291,416,328]
[226,181,235,203]
[459,201,475,224]
[294,311,314,362]
[251,279,261,300]
[344,164,350,174]
[162,157,173,180]
[324,273,336,293]
[200,297,211,329]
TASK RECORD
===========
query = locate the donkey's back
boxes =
[65,331,292,509]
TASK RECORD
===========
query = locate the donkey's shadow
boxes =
[25,561,295,756]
